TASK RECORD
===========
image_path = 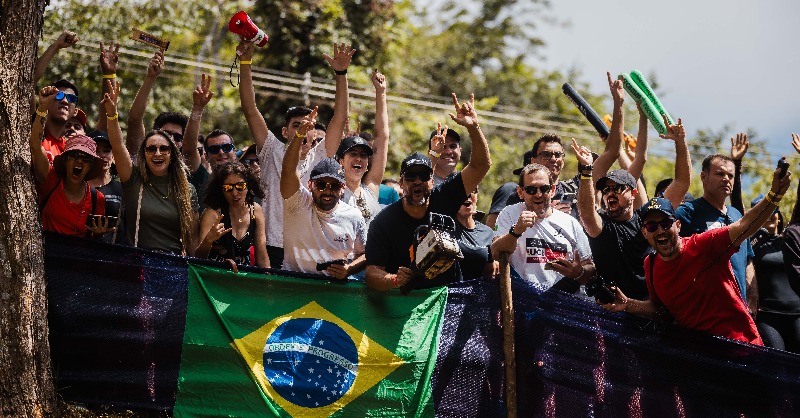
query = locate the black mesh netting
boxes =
[44,234,800,416]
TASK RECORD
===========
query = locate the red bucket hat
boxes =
[52,135,104,181]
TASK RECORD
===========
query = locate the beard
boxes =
[313,192,338,212]
[404,184,431,206]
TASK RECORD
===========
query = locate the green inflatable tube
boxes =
[619,73,667,135]
[630,70,674,125]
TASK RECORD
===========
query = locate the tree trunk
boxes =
[0,0,56,416]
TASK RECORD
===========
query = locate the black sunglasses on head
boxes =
[523,185,552,195]
[643,218,676,233]
[206,143,235,155]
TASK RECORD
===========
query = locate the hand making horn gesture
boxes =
[449,93,479,128]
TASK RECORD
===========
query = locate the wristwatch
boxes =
[509,225,522,238]
[578,163,593,172]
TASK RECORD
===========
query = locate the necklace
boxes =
[147,181,169,199]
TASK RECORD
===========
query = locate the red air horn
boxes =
[229,11,268,47]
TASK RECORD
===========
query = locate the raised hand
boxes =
[236,40,254,61]
[100,79,120,117]
[204,211,232,243]
[430,122,447,154]
[323,42,356,72]
[56,30,79,49]
[371,69,386,93]
[99,41,120,74]
[38,86,59,111]
[193,73,213,108]
[548,252,583,280]
[730,132,749,161]
[449,93,479,128]
[571,138,593,166]
[792,133,800,155]
[608,71,624,105]
[296,107,318,138]
[659,116,685,141]
[88,216,116,237]
[147,50,164,78]
[343,118,361,138]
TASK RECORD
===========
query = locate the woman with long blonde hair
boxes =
[102,79,198,255]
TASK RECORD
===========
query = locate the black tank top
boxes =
[209,206,256,266]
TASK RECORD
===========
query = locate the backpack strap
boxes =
[90,187,98,215]
[38,177,62,212]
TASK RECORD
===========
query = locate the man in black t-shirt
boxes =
[572,73,690,299]
[365,94,491,291]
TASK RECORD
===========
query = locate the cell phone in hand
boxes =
[316,259,346,271]
[85,214,118,227]
[559,193,576,204]
[778,157,789,178]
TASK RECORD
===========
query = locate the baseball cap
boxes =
[310,158,346,184]
[596,169,637,191]
[640,197,676,219]
[88,129,110,144]
[336,136,373,159]
[400,152,433,175]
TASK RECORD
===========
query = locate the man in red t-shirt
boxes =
[600,166,791,345]
[41,79,80,163]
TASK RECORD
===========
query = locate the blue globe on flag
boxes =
[263,318,358,408]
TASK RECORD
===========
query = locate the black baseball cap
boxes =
[640,197,676,219]
[428,128,461,149]
[336,136,373,159]
[400,152,433,175]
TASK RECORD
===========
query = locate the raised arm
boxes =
[95,41,120,131]
[592,72,624,177]
[450,93,490,194]
[627,104,649,180]
[322,43,356,156]
[280,108,317,199]
[184,74,213,173]
[34,30,79,84]
[659,116,691,209]
[573,139,603,237]
[236,42,269,150]
[729,166,791,247]
[729,132,749,214]
[101,79,133,183]
[362,70,389,194]
[126,50,164,155]
[30,87,57,183]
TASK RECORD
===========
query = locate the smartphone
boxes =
[559,193,576,204]
[316,259,346,271]
[778,157,789,178]
[86,215,118,226]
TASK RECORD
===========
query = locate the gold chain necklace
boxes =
[147,181,169,199]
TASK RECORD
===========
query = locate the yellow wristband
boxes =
[580,173,592,179]
[107,113,119,121]
[102,74,116,79]
[239,60,252,65]
[294,130,306,139]
[35,109,48,117]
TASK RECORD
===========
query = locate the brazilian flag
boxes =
[173,264,447,417]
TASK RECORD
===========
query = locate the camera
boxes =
[585,275,616,304]
[400,213,463,294]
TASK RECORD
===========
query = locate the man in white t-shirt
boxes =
[492,163,595,293]
[237,41,354,268]
[280,112,367,279]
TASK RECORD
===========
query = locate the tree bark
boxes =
[0,0,56,416]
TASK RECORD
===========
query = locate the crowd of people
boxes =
[29,31,800,353]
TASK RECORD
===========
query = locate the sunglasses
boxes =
[601,184,630,195]
[523,184,552,195]
[537,151,564,159]
[145,145,172,154]
[55,91,78,103]
[64,152,93,163]
[403,172,432,182]
[241,158,259,166]
[314,180,343,192]
[206,143,235,155]
[222,182,248,192]
[167,132,184,142]
[643,218,676,233]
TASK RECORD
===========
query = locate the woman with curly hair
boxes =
[195,162,269,268]
[102,79,198,255]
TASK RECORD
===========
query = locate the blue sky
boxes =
[534,0,800,159]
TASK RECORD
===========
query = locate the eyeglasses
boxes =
[55,91,78,103]
[314,180,343,192]
[601,184,630,195]
[241,158,259,166]
[222,182,248,193]
[403,172,432,182]
[523,185,552,195]
[65,152,93,163]
[145,145,172,154]
[537,151,564,160]
[643,218,676,233]
[206,143,235,155]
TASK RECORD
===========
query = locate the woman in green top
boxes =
[102,79,198,255]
